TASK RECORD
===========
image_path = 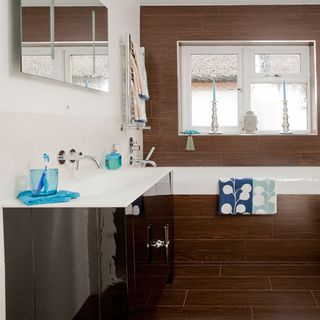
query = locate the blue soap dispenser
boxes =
[105,144,122,170]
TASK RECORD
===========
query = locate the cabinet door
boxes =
[3,209,35,320]
[32,208,100,320]
[4,208,100,320]
[98,208,129,320]
[129,173,174,309]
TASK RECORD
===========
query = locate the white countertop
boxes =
[1,167,173,209]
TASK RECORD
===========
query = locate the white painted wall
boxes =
[0,0,140,317]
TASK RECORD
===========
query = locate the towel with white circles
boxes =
[219,178,277,215]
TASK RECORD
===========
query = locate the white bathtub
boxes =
[173,167,320,195]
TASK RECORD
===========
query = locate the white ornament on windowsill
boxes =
[242,111,258,134]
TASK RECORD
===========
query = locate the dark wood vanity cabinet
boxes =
[3,174,173,320]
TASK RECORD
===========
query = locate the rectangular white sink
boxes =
[1,167,173,208]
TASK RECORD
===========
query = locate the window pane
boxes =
[255,54,301,74]
[250,83,308,131]
[191,55,238,128]
[22,56,53,78]
[70,55,109,92]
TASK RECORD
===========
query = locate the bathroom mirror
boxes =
[20,0,109,92]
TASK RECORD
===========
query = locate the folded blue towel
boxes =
[219,178,277,215]
[18,190,80,206]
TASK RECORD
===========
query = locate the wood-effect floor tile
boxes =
[185,290,317,307]
[270,277,320,290]
[252,306,320,320]
[131,306,252,320]
[168,276,270,290]
[221,264,320,277]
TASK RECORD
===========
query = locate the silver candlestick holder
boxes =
[280,100,292,134]
[208,100,221,134]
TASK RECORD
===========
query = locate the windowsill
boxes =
[179,131,318,136]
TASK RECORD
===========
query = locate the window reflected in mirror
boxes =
[20,0,109,93]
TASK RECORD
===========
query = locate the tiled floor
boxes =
[131,264,320,319]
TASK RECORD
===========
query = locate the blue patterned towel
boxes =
[18,190,80,206]
[219,178,276,215]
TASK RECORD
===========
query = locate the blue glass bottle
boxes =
[105,144,122,170]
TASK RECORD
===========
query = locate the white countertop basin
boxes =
[1,167,173,209]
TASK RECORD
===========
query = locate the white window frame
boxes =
[178,41,317,135]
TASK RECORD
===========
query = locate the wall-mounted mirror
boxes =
[20,0,109,92]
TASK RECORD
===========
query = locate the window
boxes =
[179,41,317,135]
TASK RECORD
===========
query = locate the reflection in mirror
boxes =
[20,0,109,92]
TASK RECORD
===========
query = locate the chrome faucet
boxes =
[76,152,103,170]
[130,146,157,167]
[58,149,102,170]
[131,159,157,168]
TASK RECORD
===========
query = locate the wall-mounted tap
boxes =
[130,146,157,167]
[129,137,141,154]
[58,149,102,170]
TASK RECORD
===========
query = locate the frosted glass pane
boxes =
[255,54,301,74]
[250,83,307,131]
[22,56,53,78]
[191,55,238,127]
[71,55,109,92]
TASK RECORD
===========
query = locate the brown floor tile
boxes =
[136,264,221,277]
[311,291,320,305]
[147,290,187,306]
[270,277,320,290]
[131,306,252,320]
[168,276,270,290]
[221,264,320,277]
[185,290,317,307]
[252,307,320,320]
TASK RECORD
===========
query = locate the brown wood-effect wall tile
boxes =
[149,100,178,119]
[246,240,320,262]
[219,5,299,15]
[221,152,301,166]
[300,153,320,165]
[183,136,258,153]
[298,5,320,14]
[143,118,159,137]
[144,135,179,152]
[158,118,179,137]
[147,66,163,85]
[176,31,320,42]
[174,217,273,240]
[141,15,202,32]
[141,32,178,49]
[152,152,222,166]
[258,136,320,153]
[174,195,219,217]
[175,240,245,262]
[141,6,220,16]
[141,5,320,166]
[274,195,320,239]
